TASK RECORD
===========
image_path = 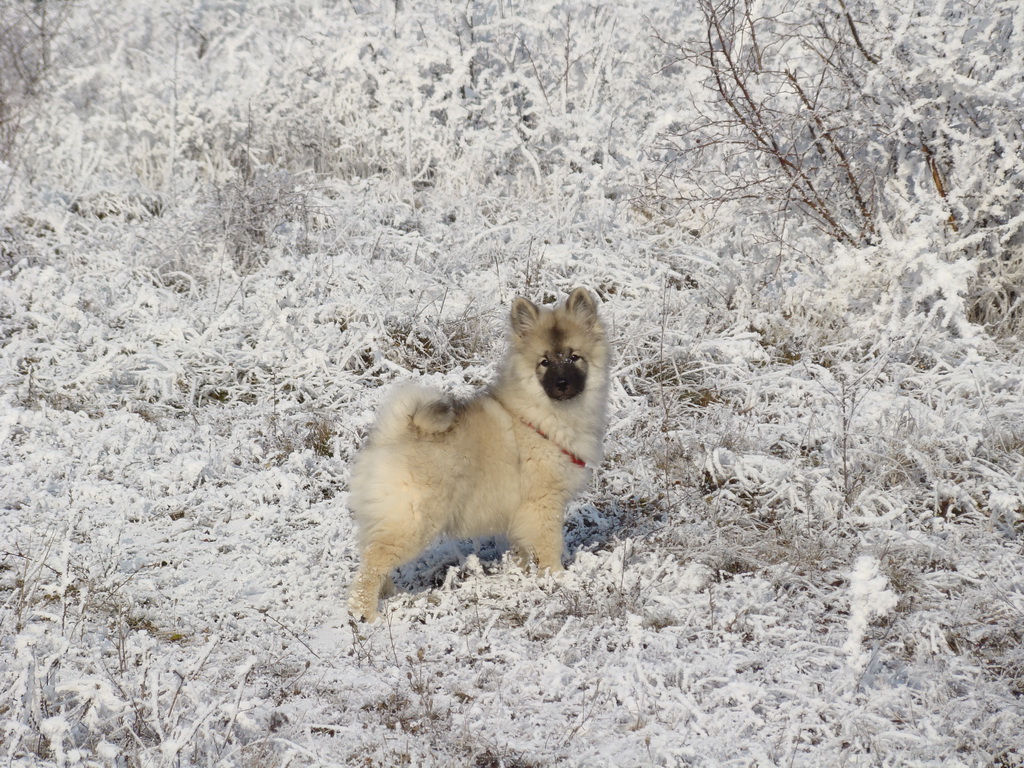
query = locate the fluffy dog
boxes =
[347,288,610,621]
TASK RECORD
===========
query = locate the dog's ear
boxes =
[565,287,598,327]
[511,297,540,338]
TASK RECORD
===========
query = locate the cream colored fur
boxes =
[347,288,610,621]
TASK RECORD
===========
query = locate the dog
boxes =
[347,287,610,621]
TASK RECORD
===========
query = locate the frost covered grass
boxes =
[2,1,1024,766]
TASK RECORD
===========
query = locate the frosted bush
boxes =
[649,0,1024,335]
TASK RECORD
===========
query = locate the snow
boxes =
[844,555,900,666]
[2,0,1024,766]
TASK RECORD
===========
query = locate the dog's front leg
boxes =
[509,503,566,574]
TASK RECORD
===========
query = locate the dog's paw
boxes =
[347,583,380,623]
[348,598,379,623]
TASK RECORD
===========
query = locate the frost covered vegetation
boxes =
[2,0,1023,765]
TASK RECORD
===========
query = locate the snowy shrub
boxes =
[0,1,75,159]
[648,0,1024,334]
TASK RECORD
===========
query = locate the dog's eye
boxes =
[570,354,582,363]
[539,358,550,367]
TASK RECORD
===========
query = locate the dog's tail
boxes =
[371,382,458,442]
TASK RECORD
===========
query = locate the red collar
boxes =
[521,419,587,468]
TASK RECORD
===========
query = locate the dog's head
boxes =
[510,288,603,402]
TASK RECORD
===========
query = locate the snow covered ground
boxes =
[2,1,1023,766]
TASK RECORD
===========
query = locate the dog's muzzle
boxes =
[542,362,585,401]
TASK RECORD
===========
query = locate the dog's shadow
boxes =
[391,502,628,595]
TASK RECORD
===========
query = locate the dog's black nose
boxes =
[542,362,584,401]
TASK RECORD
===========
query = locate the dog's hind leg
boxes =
[348,500,439,621]
[348,542,408,622]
